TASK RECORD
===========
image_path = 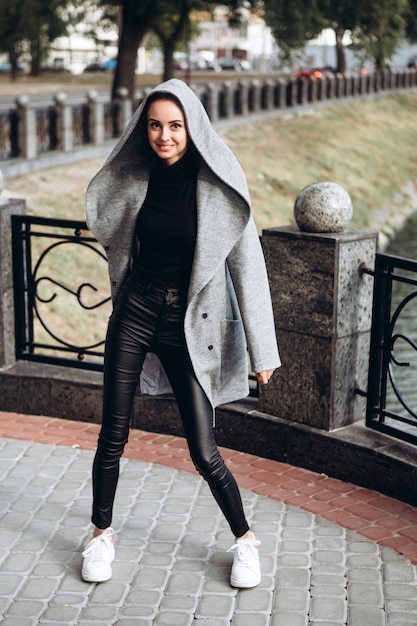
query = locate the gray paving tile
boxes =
[348,606,386,626]
[271,613,308,626]
[1,437,417,625]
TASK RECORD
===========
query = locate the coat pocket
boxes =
[220,319,247,385]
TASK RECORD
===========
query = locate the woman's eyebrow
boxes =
[147,117,183,123]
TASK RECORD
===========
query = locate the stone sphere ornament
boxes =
[294,181,353,233]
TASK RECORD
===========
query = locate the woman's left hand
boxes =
[255,369,275,385]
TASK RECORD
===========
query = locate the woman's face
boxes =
[147,98,188,166]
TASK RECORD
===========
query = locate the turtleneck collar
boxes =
[153,144,199,178]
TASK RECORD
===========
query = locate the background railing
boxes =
[1,68,416,164]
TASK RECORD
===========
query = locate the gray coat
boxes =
[86,79,280,409]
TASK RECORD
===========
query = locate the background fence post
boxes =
[87,91,104,145]
[54,92,73,152]
[115,87,133,131]
[15,96,37,160]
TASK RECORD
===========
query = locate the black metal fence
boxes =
[12,215,111,371]
[365,253,417,444]
[11,216,417,417]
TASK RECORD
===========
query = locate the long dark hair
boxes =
[144,92,187,123]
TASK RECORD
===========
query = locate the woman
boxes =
[82,79,280,588]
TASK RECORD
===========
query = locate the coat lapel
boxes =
[187,167,250,303]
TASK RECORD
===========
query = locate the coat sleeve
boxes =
[226,216,281,374]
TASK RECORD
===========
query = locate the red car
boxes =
[295,66,337,80]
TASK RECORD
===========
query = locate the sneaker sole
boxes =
[230,573,262,588]
[81,571,112,583]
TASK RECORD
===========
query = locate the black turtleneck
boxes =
[132,147,199,290]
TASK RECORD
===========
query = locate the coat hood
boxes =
[86,79,251,241]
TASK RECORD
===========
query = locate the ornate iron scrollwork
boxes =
[32,238,111,361]
[388,290,417,419]
[366,252,417,445]
[12,217,112,369]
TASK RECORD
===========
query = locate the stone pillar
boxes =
[205,83,218,123]
[15,95,37,159]
[250,79,262,113]
[298,78,308,105]
[263,79,275,111]
[287,79,297,107]
[327,76,336,99]
[309,78,318,103]
[238,81,249,116]
[54,92,73,152]
[277,79,287,108]
[350,74,359,96]
[359,74,368,94]
[115,87,133,130]
[87,91,104,145]
[0,172,26,368]
[335,73,345,97]
[223,81,235,118]
[259,182,378,431]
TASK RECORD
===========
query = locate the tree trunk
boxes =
[335,30,346,74]
[163,41,176,81]
[9,46,18,83]
[111,3,155,101]
[30,37,42,77]
[155,5,189,83]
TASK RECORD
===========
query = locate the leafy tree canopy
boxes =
[0,0,84,78]
[262,0,415,72]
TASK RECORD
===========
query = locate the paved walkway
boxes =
[0,411,417,625]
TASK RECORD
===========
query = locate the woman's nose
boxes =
[160,125,170,140]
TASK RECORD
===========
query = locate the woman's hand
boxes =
[255,369,275,385]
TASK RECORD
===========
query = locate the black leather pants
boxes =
[91,275,250,538]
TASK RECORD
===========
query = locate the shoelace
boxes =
[82,534,111,561]
[227,540,260,568]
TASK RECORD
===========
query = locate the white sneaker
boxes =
[228,537,261,588]
[81,527,115,582]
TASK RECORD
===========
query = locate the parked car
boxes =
[83,62,102,73]
[195,59,221,71]
[83,58,117,73]
[295,66,337,80]
[218,57,244,71]
[0,62,26,74]
[175,59,221,72]
[407,55,417,69]
[101,58,117,71]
